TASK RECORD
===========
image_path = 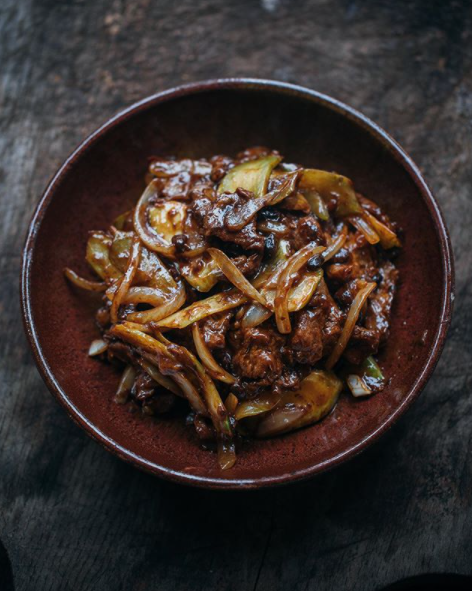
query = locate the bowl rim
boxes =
[21,78,454,490]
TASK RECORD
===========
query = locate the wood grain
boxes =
[1,0,471,589]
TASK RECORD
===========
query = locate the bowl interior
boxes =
[24,82,451,487]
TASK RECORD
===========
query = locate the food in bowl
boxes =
[65,146,401,470]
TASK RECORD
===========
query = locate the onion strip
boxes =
[156,290,247,330]
[110,237,141,323]
[64,268,107,292]
[133,181,176,258]
[163,338,232,438]
[346,374,372,397]
[323,225,348,262]
[242,269,323,329]
[127,279,186,324]
[217,439,236,471]
[143,330,231,437]
[326,282,377,369]
[362,210,401,249]
[192,323,235,384]
[123,286,167,307]
[208,248,268,307]
[235,392,280,420]
[225,393,239,414]
[274,243,326,333]
[114,365,136,404]
[88,339,108,356]
[137,358,182,396]
[109,323,207,414]
[348,215,380,245]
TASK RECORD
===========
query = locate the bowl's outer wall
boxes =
[24,83,452,487]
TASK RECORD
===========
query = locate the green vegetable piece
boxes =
[299,169,362,217]
[256,370,342,437]
[86,232,122,282]
[218,155,281,197]
[361,356,385,390]
[304,190,330,220]
[180,256,221,293]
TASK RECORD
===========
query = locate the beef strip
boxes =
[236,146,278,163]
[365,260,399,343]
[271,369,302,396]
[308,279,344,356]
[288,309,325,365]
[132,372,157,402]
[106,340,135,365]
[357,194,398,231]
[343,326,380,365]
[209,155,234,182]
[190,189,265,252]
[343,261,399,364]
[148,158,213,201]
[201,311,234,350]
[257,209,325,252]
[232,327,284,382]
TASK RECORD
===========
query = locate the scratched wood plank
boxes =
[1,0,471,590]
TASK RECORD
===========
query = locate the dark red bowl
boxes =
[21,79,454,489]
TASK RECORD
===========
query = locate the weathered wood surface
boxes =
[1,1,471,589]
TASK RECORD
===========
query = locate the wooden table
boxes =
[1,1,471,589]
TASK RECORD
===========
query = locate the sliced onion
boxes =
[110,323,207,414]
[123,286,167,307]
[252,239,291,289]
[114,365,136,404]
[86,232,122,281]
[170,343,232,437]
[148,200,186,245]
[277,192,310,213]
[172,372,208,415]
[346,374,372,397]
[241,302,272,328]
[303,190,330,220]
[274,243,326,333]
[257,220,289,235]
[256,370,342,437]
[133,181,176,258]
[348,215,380,245]
[256,406,307,438]
[234,392,280,420]
[242,269,323,328]
[110,237,141,323]
[288,269,323,312]
[217,439,237,470]
[179,255,222,293]
[225,393,239,414]
[150,330,231,437]
[208,248,268,307]
[192,323,235,384]
[326,282,377,369]
[88,339,108,356]
[64,268,107,292]
[156,290,247,330]
[362,210,401,249]
[138,358,182,396]
[323,225,348,262]
[127,280,186,324]
[118,321,153,334]
[111,322,171,356]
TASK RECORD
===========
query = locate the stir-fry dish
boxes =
[65,147,401,470]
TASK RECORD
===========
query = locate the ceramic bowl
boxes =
[21,79,454,489]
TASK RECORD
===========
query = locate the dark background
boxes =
[1,1,471,589]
